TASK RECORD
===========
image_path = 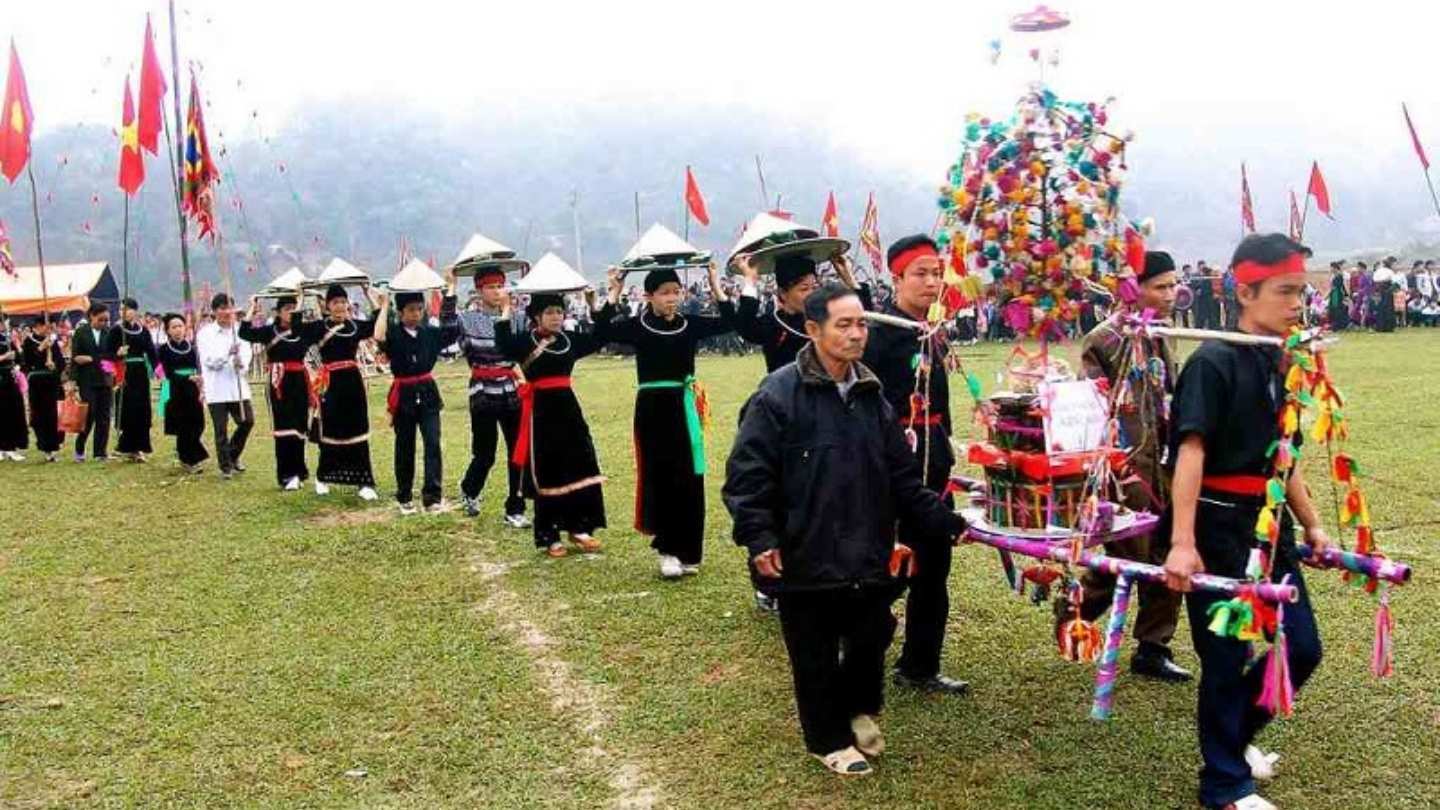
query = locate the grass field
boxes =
[2,331,1438,809]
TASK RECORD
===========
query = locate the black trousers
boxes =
[778,586,896,755]
[893,491,955,680]
[208,400,255,473]
[75,384,113,458]
[395,407,442,506]
[460,400,524,515]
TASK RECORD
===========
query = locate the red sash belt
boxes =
[270,361,313,404]
[901,412,946,427]
[512,376,573,466]
[470,365,515,381]
[1202,475,1268,497]
[315,360,359,401]
[387,372,436,417]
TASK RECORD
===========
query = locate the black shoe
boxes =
[1130,652,1193,683]
[753,591,779,614]
[893,671,970,696]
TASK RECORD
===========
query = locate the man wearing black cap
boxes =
[1065,250,1190,682]
[68,302,115,462]
[198,293,255,480]
[861,234,968,696]
[599,261,738,580]
[456,266,529,524]
[374,276,461,514]
[1163,233,1330,810]
[241,292,315,490]
[109,297,158,461]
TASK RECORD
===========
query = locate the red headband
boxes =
[475,267,506,284]
[890,244,940,278]
[1233,253,1306,285]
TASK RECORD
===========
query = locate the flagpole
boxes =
[634,190,641,239]
[754,155,769,209]
[1299,195,1311,243]
[168,0,193,315]
[122,195,130,299]
[24,164,49,325]
[1420,168,1440,221]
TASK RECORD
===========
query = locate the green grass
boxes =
[2,331,1438,808]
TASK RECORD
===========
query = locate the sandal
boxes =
[851,714,885,757]
[813,746,871,776]
[570,533,602,553]
[545,542,567,559]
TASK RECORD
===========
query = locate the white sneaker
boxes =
[398,501,419,516]
[503,513,532,529]
[5,451,21,461]
[659,555,684,580]
[283,477,301,492]
[44,452,58,463]
[680,564,700,576]
[424,501,446,514]
[314,480,331,496]
[1230,794,1278,810]
[1245,745,1280,782]
[851,714,885,757]
[358,486,379,502]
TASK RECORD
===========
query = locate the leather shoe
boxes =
[893,671,970,696]
[1130,652,1193,683]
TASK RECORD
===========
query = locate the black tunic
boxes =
[378,298,460,419]
[596,300,737,564]
[157,341,209,466]
[19,334,65,453]
[496,322,607,539]
[733,285,875,373]
[299,317,377,487]
[860,302,954,490]
[240,317,316,484]
[108,320,157,455]
[0,329,28,451]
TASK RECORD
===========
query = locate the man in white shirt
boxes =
[197,293,256,479]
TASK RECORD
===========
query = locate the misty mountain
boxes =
[3,100,1438,309]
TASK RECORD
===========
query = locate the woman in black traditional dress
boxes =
[157,313,209,471]
[495,290,608,557]
[299,285,378,500]
[109,297,158,460]
[0,318,29,461]
[19,317,64,461]
[241,294,314,490]
[595,262,738,579]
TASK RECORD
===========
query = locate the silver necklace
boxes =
[772,307,808,339]
[532,330,571,354]
[641,310,686,336]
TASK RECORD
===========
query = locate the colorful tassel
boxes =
[1371,591,1395,679]
[1255,619,1295,718]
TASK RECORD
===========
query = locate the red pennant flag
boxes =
[1403,103,1429,171]
[137,16,167,156]
[858,192,883,273]
[181,73,220,241]
[0,42,35,184]
[1307,161,1332,219]
[1240,163,1256,234]
[118,77,145,195]
[684,166,710,227]
[1288,189,1302,241]
[821,191,840,237]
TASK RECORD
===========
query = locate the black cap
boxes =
[774,254,818,290]
[272,295,298,310]
[210,293,234,311]
[325,284,348,302]
[395,291,424,309]
[121,297,140,311]
[644,269,681,294]
[526,292,565,319]
[1138,251,1176,283]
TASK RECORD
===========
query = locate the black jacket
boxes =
[69,322,114,390]
[723,343,965,592]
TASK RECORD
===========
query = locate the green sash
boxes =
[637,375,705,475]
[159,368,196,413]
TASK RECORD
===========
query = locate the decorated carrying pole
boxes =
[1089,573,1133,720]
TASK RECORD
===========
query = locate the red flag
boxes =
[1403,103,1429,170]
[1240,163,1256,233]
[1288,189,1302,241]
[0,42,35,184]
[858,192,883,273]
[137,16,167,156]
[684,166,709,227]
[1307,161,1332,219]
[181,73,220,241]
[821,191,840,237]
[118,78,145,195]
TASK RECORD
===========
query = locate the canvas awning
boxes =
[0,262,118,314]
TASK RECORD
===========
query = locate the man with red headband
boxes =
[1163,233,1331,810]
[457,267,530,525]
[861,234,968,696]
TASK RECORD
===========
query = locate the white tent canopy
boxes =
[0,262,118,314]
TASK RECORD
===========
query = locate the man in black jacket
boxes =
[68,302,115,461]
[723,283,965,777]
